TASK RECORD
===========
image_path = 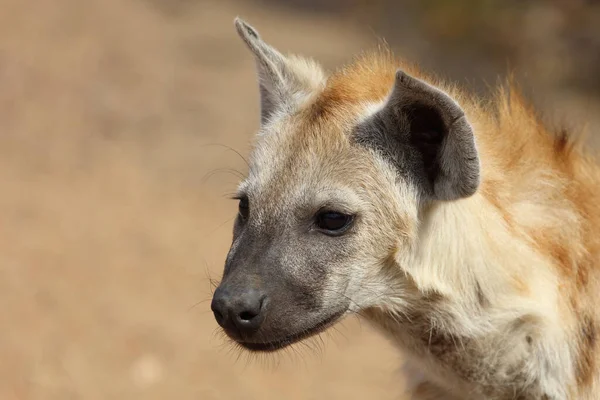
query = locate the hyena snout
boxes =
[211,283,268,339]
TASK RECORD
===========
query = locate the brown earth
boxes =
[1,1,598,399]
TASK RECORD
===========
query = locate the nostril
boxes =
[238,310,258,321]
[235,296,266,328]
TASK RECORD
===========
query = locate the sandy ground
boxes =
[1,1,598,399]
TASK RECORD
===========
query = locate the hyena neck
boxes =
[364,192,579,398]
[404,193,563,313]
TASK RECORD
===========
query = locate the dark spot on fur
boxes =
[422,324,460,359]
[576,259,590,288]
[475,282,489,307]
[582,316,597,348]
[576,315,597,386]
[554,127,570,155]
[422,289,445,305]
[526,335,533,345]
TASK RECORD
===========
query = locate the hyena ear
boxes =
[358,70,480,201]
[234,18,325,124]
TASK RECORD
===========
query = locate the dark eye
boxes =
[238,196,249,220]
[315,211,354,235]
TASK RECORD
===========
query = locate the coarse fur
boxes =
[212,18,600,399]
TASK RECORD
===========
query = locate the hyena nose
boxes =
[211,286,267,337]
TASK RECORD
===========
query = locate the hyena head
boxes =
[211,18,480,351]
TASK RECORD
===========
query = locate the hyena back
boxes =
[210,18,600,399]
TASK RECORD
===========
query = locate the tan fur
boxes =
[233,20,600,399]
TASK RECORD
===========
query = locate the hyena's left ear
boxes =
[234,18,325,125]
[357,70,480,202]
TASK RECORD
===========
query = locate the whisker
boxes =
[201,168,246,185]
[199,142,250,169]
[187,298,212,312]
[201,216,236,241]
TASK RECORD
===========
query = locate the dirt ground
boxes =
[1,1,598,399]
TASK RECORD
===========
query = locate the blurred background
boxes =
[1,0,599,399]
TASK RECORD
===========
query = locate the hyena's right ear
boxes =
[234,18,325,124]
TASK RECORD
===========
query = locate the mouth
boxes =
[236,309,346,352]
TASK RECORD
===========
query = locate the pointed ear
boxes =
[234,18,324,124]
[356,70,480,201]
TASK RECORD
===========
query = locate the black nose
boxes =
[211,286,267,337]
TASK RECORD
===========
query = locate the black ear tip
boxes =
[234,17,260,40]
[395,70,407,84]
[395,69,420,90]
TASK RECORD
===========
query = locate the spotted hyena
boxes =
[210,18,600,399]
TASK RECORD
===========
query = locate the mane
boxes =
[314,48,583,160]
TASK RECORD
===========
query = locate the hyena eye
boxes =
[238,196,249,220]
[315,211,354,235]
